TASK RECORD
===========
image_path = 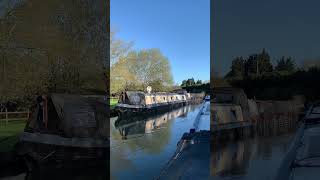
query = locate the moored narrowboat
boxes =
[115,91,188,116]
[15,94,109,168]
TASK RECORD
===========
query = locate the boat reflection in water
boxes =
[23,164,108,180]
[115,105,193,140]
[110,103,203,180]
[211,114,298,180]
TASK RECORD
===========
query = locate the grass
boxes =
[0,120,26,152]
[110,98,118,109]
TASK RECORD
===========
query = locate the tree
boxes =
[110,57,137,94]
[244,54,257,77]
[196,80,202,85]
[256,48,273,74]
[244,49,273,77]
[226,56,246,79]
[110,48,174,94]
[186,78,195,87]
[302,59,320,70]
[127,49,173,91]
[0,0,108,106]
[181,80,187,87]
[275,56,296,72]
[110,30,133,66]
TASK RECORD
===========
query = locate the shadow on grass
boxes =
[0,120,26,153]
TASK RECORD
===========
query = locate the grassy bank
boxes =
[0,120,26,152]
[110,98,118,109]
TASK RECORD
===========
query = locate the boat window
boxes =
[163,97,166,101]
[153,97,155,102]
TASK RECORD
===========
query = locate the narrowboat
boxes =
[115,91,188,116]
[275,102,320,180]
[157,130,211,179]
[14,94,109,168]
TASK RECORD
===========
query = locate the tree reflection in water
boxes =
[110,104,202,180]
[211,113,298,179]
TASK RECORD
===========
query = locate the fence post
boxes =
[5,108,8,124]
[27,109,30,120]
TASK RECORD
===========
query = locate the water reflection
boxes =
[24,164,108,180]
[0,158,109,180]
[115,105,194,139]
[211,117,298,180]
[111,104,205,180]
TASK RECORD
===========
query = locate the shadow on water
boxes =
[24,163,108,180]
[210,115,299,180]
[110,103,204,180]
[0,155,109,180]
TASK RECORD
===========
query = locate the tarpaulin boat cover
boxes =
[123,91,146,105]
[27,94,109,139]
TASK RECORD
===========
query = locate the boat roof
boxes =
[28,93,109,138]
[125,91,185,96]
[157,131,210,179]
[51,94,96,127]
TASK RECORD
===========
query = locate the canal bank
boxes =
[110,103,209,180]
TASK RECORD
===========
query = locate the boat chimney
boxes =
[147,86,152,94]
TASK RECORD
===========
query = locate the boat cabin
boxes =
[118,91,187,106]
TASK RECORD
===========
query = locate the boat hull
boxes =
[115,101,187,117]
[15,132,108,166]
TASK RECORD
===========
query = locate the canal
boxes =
[110,103,209,180]
[211,118,298,180]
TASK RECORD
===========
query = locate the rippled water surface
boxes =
[110,103,209,180]
[211,119,298,180]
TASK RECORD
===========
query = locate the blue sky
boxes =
[111,0,210,85]
[213,0,320,75]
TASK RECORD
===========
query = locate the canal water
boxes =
[0,102,300,180]
[110,103,208,180]
[211,119,298,180]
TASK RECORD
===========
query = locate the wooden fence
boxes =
[0,111,30,123]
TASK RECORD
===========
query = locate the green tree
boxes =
[196,80,202,85]
[244,54,258,77]
[186,78,195,86]
[110,30,133,66]
[110,57,138,94]
[0,0,108,106]
[110,48,174,94]
[257,48,273,74]
[181,80,187,87]
[275,56,296,72]
[244,49,273,77]
[226,56,246,79]
[302,59,320,70]
[127,49,174,91]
